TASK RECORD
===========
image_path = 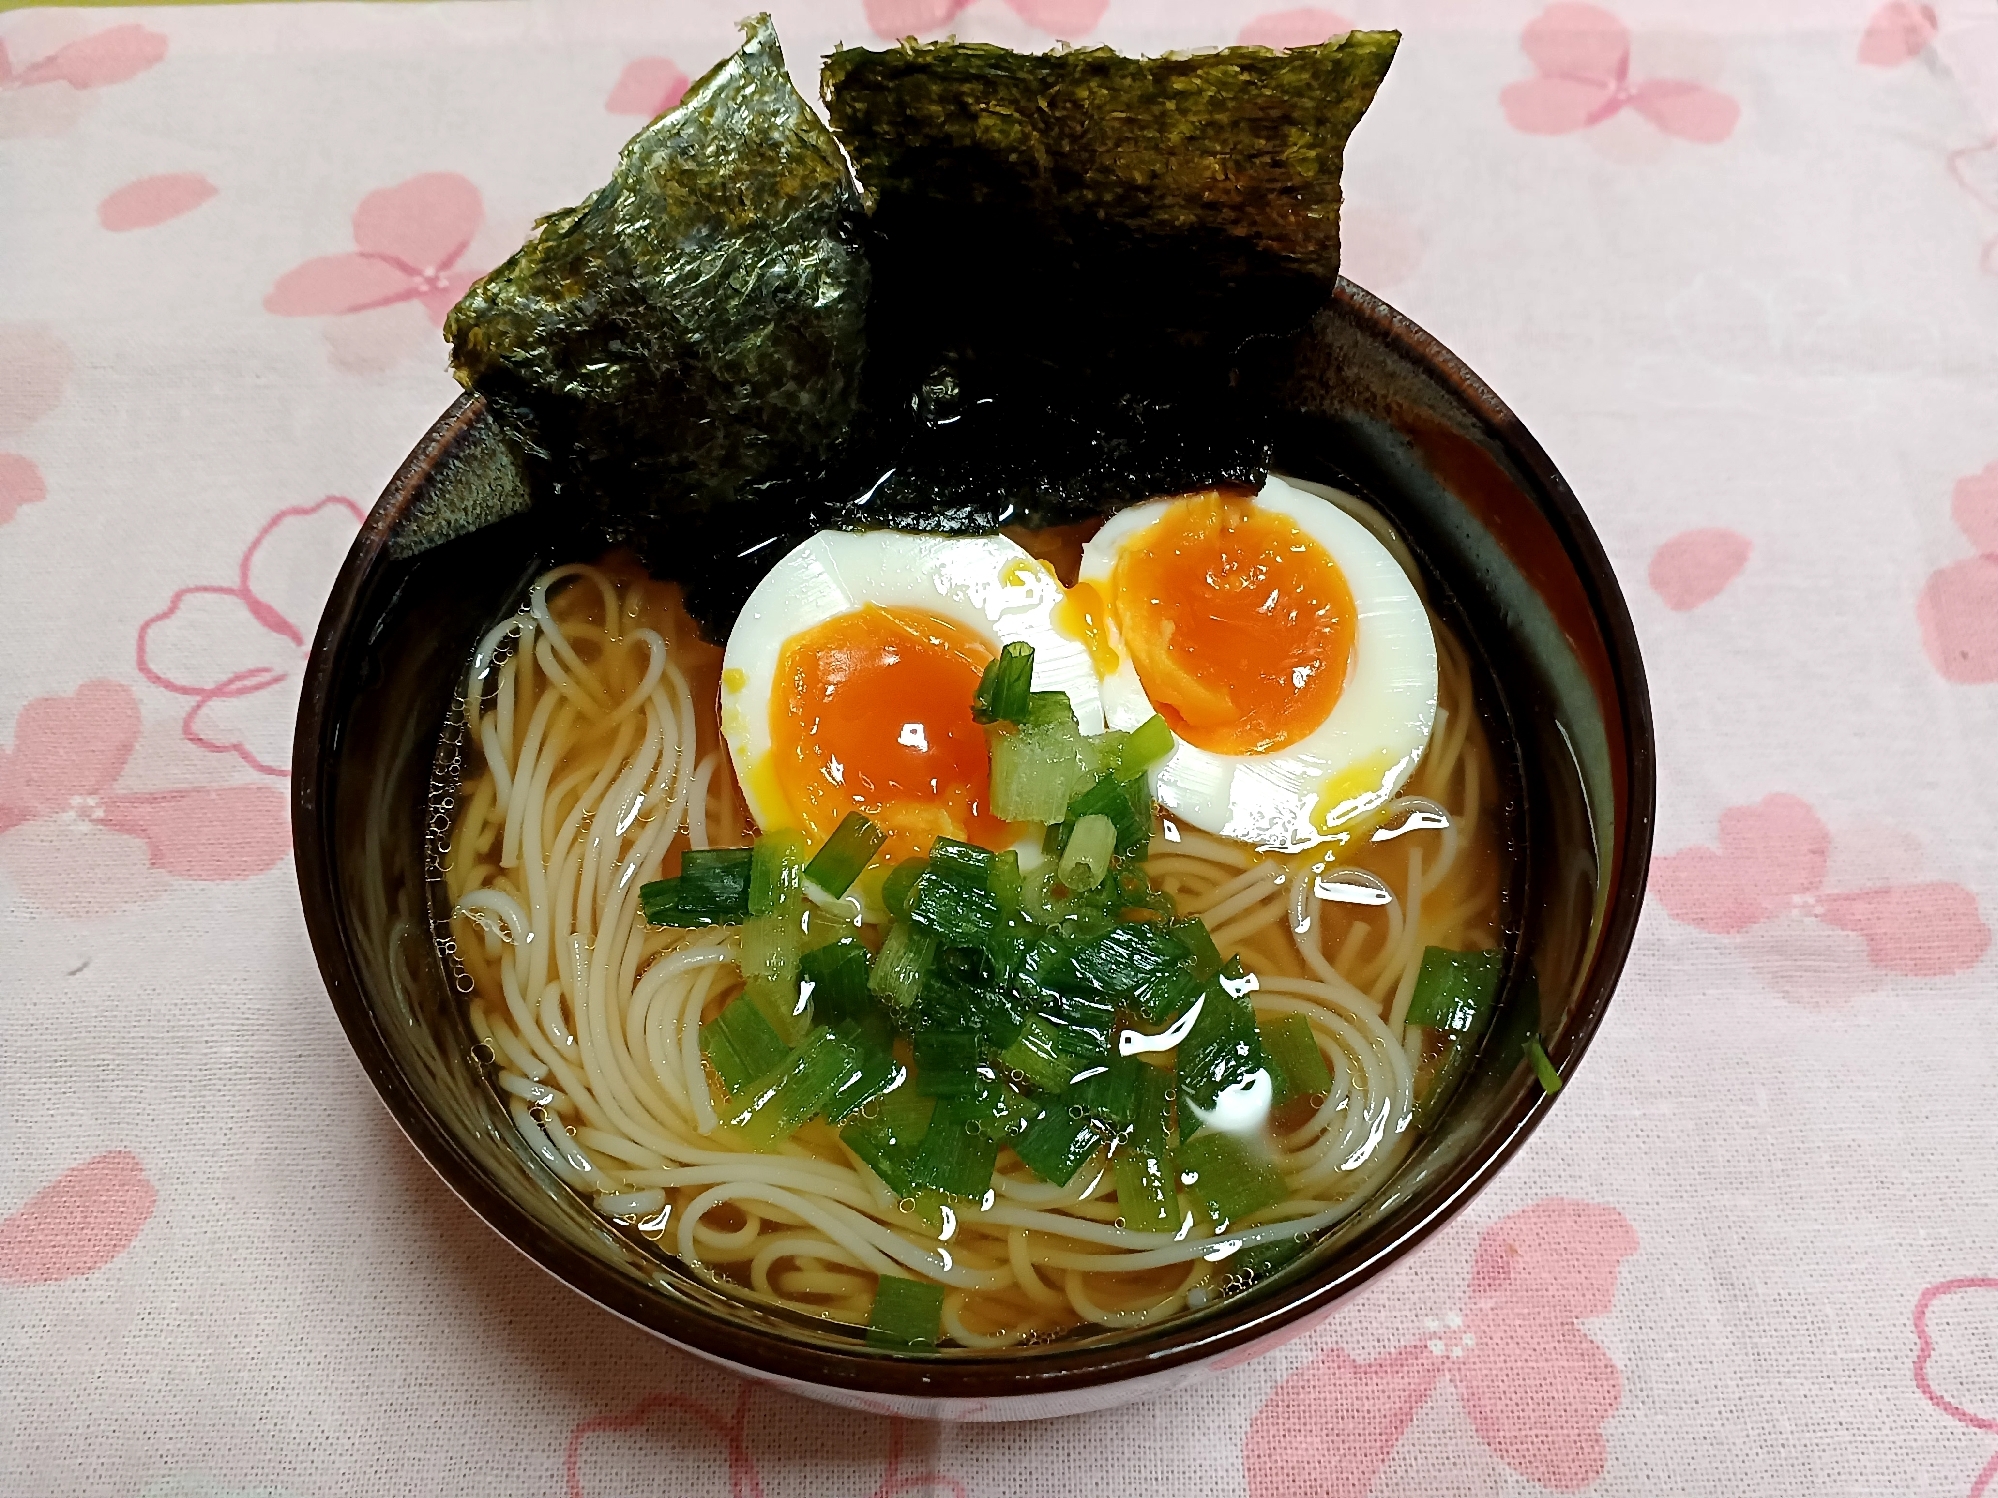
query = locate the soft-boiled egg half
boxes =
[720,531,1104,870]
[1067,473,1437,850]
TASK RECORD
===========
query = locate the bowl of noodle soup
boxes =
[294,281,1653,1421]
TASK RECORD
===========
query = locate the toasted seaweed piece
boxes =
[789,33,1399,554]
[822,33,1399,382]
[444,15,868,532]
[823,33,1398,284]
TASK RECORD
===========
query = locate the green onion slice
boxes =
[724,1028,863,1148]
[910,1095,1002,1198]
[1012,1104,1100,1186]
[867,1274,946,1349]
[970,640,1036,725]
[1178,1129,1287,1227]
[1525,1033,1563,1094]
[639,847,754,926]
[803,812,887,898]
[1406,946,1503,1031]
[1116,714,1174,776]
[749,831,808,916]
[1259,1014,1332,1105]
[698,996,792,1095]
[840,1088,935,1198]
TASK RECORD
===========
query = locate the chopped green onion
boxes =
[1170,917,1223,980]
[1064,772,1152,855]
[1058,813,1117,891]
[971,640,1036,725]
[906,867,1002,943]
[1010,931,1075,1005]
[914,955,1027,1048]
[1230,1233,1309,1288]
[867,1274,946,1349]
[1025,690,1077,728]
[988,849,1022,915]
[1117,714,1174,776]
[1178,1130,1287,1226]
[912,1031,983,1096]
[998,1013,1105,1093]
[910,1095,1002,1197]
[1068,921,1191,997]
[989,719,1091,824]
[868,921,935,1010]
[1406,947,1503,1031]
[881,858,926,919]
[803,812,887,898]
[1110,1061,1177,1233]
[1259,1014,1332,1105]
[698,996,791,1095]
[740,974,809,1047]
[824,1014,904,1125]
[740,908,803,983]
[639,847,755,926]
[1525,1033,1563,1093]
[924,837,996,891]
[1050,988,1116,1051]
[1412,966,1507,1131]
[748,831,808,916]
[841,1088,936,1198]
[638,879,681,926]
[724,1028,863,1148]
[1176,960,1269,1122]
[1091,727,1131,770]
[1013,1103,1101,1185]
[1070,1054,1142,1127]
[797,938,872,1027]
[965,1077,1038,1142]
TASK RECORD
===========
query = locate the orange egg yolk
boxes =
[770,605,1006,864]
[1110,492,1357,756]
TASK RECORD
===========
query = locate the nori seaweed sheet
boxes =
[821,32,1399,326]
[796,32,1401,555]
[443,15,868,532]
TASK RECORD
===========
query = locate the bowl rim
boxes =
[293,278,1655,1401]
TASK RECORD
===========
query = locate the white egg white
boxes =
[1075,473,1438,851]
[720,529,1106,842]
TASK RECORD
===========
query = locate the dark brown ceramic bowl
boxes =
[294,281,1653,1422]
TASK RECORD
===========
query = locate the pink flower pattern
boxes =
[1649,528,1752,611]
[264,173,487,327]
[1237,8,1353,48]
[0,322,71,528]
[98,171,217,232]
[863,0,1107,42]
[1920,462,1998,683]
[0,680,290,917]
[0,22,166,137]
[606,57,689,118]
[136,498,364,778]
[1858,2,1938,68]
[1501,3,1739,143]
[1245,1198,1638,1497]
[1948,139,1998,276]
[0,1151,156,1286]
[1651,794,1990,1004]
[1916,1278,1998,1498]
[565,1385,963,1498]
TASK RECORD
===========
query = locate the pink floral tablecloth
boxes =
[4,0,1996,1493]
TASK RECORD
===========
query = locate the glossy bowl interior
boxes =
[294,281,1653,1421]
